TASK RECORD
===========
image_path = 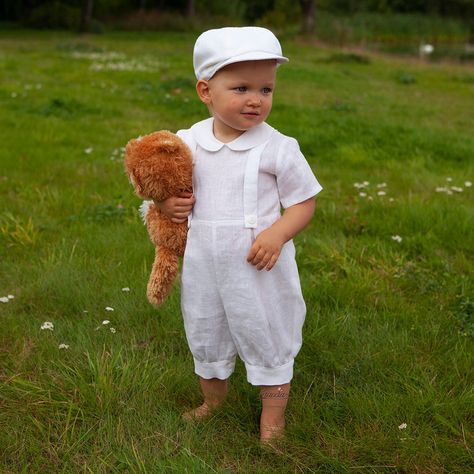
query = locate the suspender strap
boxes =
[186,134,198,229]
[243,141,268,229]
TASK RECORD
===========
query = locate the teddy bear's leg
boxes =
[147,246,179,307]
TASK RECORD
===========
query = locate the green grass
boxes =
[1,30,473,473]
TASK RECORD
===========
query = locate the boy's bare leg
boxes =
[259,383,291,444]
[182,377,228,420]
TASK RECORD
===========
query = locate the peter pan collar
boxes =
[190,117,274,152]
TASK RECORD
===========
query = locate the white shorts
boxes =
[180,215,306,386]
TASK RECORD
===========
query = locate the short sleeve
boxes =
[176,128,196,163]
[176,129,186,140]
[275,137,323,208]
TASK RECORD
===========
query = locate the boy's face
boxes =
[197,60,277,142]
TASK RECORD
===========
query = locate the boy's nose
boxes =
[247,94,261,105]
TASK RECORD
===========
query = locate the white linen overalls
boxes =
[176,118,322,386]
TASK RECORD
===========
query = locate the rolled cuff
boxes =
[193,358,236,380]
[245,359,294,386]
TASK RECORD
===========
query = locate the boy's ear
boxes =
[196,80,211,105]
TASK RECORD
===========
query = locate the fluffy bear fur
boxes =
[124,131,193,307]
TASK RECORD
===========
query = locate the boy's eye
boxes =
[262,87,272,94]
[234,86,247,92]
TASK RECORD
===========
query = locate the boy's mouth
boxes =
[241,111,260,116]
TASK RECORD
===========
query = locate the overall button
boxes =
[246,215,257,226]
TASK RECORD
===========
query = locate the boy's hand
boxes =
[154,192,195,224]
[246,227,286,271]
[246,198,316,270]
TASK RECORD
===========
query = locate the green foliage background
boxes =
[1,0,474,29]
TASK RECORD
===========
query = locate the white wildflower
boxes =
[8,295,14,299]
[419,44,434,55]
[41,321,54,331]
[377,183,387,188]
[465,181,472,187]
[353,182,364,189]
[451,186,463,192]
[435,187,448,193]
[359,192,367,197]
[368,196,373,200]
[363,181,369,186]
[446,177,452,182]
[377,191,386,196]
[36,84,42,90]
[83,310,88,313]
[84,147,93,154]
[11,92,17,98]
[0,297,9,303]
[110,327,116,333]
[391,235,402,243]
[105,306,114,311]
[389,198,394,202]
[102,320,110,325]
[398,423,407,430]
[59,343,69,350]
[121,287,130,292]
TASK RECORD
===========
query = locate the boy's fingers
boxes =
[265,254,279,271]
[175,204,193,212]
[247,242,258,261]
[175,197,195,206]
[176,193,196,204]
[174,198,189,205]
[257,255,271,271]
[250,248,266,265]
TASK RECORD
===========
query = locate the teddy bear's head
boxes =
[125,130,193,201]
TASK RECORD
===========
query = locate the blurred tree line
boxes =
[0,0,473,34]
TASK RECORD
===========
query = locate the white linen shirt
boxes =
[176,117,322,224]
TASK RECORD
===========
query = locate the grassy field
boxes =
[0,30,473,473]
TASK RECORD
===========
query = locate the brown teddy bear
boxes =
[124,131,193,307]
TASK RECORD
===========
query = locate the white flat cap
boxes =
[193,26,289,80]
